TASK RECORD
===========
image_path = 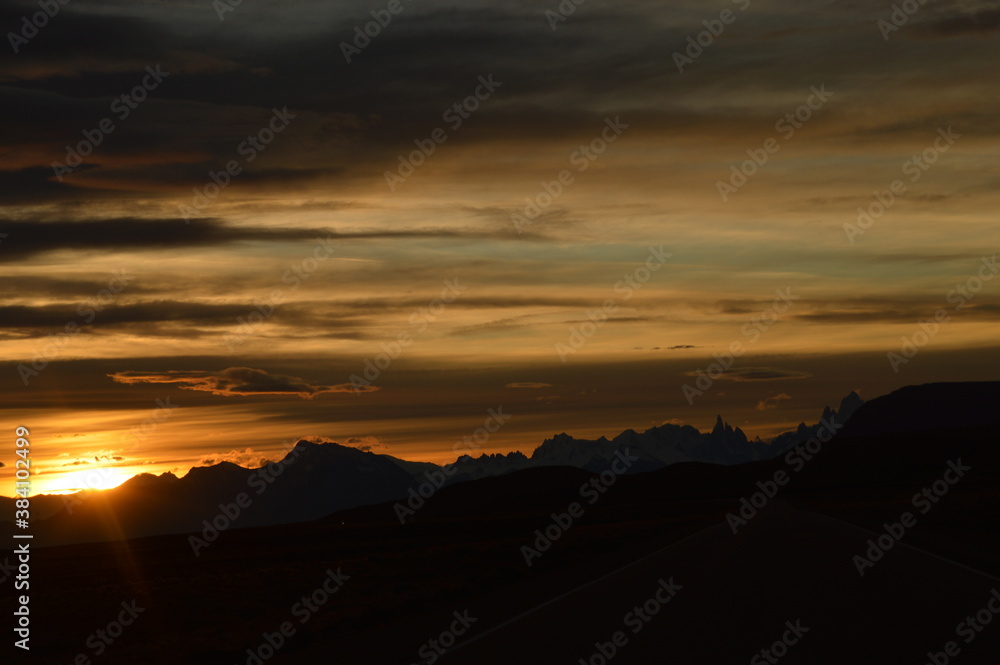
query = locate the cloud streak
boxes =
[108,367,366,399]
[684,367,812,383]
[0,217,543,261]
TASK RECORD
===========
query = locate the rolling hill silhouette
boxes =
[2,381,998,664]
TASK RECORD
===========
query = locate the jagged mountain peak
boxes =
[838,391,864,419]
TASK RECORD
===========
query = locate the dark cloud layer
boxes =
[2,0,998,492]
[0,218,535,261]
[915,6,1000,36]
[685,367,812,382]
[0,218,321,259]
[3,0,995,204]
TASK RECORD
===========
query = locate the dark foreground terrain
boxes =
[3,383,1000,664]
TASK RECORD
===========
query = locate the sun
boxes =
[30,464,137,496]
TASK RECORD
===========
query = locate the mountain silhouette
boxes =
[5,390,861,545]
[838,381,1000,438]
[8,383,999,549]
[448,391,864,481]
[12,440,416,545]
[5,381,999,665]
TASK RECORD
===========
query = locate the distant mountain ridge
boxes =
[443,390,864,482]
[15,441,417,546]
[768,390,864,452]
[1,389,870,545]
[15,382,1000,665]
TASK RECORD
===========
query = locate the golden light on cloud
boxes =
[108,367,363,399]
[4,5,1000,664]
[1,0,998,501]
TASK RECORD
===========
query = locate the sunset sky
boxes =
[2,0,998,495]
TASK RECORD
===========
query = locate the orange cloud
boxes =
[108,367,367,399]
[756,393,793,411]
[196,447,274,467]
